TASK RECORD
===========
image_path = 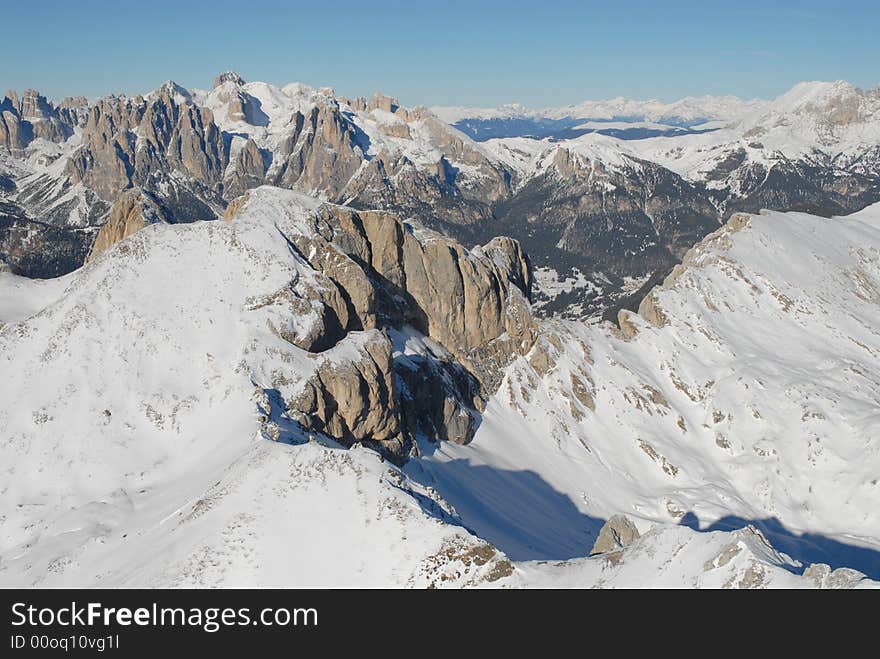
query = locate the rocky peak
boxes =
[4,90,19,111]
[550,147,602,179]
[590,515,641,555]
[226,189,536,455]
[0,88,78,150]
[342,96,367,112]
[367,92,400,113]
[209,80,265,126]
[68,88,227,202]
[0,108,24,153]
[213,71,245,88]
[19,89,53,120]
[86,187,170,262]
[59,95,89,109]
[154,80,192,105]
[271,102,364,198]
[224,137,267,198]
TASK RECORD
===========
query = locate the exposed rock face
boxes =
[298,205,537,377]
[86,188,170,262]
[395,348,482,446]
[289,329,404,453]
[367,92,399,113]
[6,77,880,324]
[210,72,268,126]
[213,71,246,88]
[420,115,512,204]
[0,103,25,152]
[341,151,501,230]
[228,191,536,454]
[261,94,510,228]
[65,97,137,198]
[271,101,364,199]
[803,563,866,589]
[376,119,411,140]
[19,89,66,142]
[0,81,548,287]
[223,190,251,221]
[0,89,81,152]
[590,515,641,555]
[66,87,228,205]
[224,138,267,199]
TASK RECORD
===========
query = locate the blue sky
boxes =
[2,0,878,106]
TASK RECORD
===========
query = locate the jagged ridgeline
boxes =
[4,74,880,318]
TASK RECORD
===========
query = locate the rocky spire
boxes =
[19,89,53,120]
[154,80,192,104]
[67,87,227,201]
[367,92,399,113]
[213,71,245,88]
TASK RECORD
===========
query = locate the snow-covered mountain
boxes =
[4,76,880,321]
[1,185,878,588]
[454,205,880,576]
[433,94,766,124]
[432,94,765,140]
[0,75,509,279]
[435,81,880,316]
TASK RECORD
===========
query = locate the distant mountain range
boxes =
[431,94,764,140]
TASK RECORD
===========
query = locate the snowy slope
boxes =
[1,189,878,587]
[0,188,517,587]
[413,204,880,581]
[513,524,873,589]
[0,272,70,325]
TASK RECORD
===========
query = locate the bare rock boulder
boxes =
[590,515,641,555]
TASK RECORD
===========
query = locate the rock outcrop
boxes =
[229,191,536,455]
[6,76,880,324]
[2,79,514,281]
[290,204,537,378]
[288,329,404,454]
[367,92,399,113]
[86,188,170,262]
[224,138,267,199]
[271,101,365,199]
[590,515,641,555]
[0,100,25,152]
[213,71,246,88]
[0,89,81,152]
[210,72,268,126]
[19,89,67,142]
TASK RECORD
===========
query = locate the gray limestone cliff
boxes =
[229,194,536,459]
